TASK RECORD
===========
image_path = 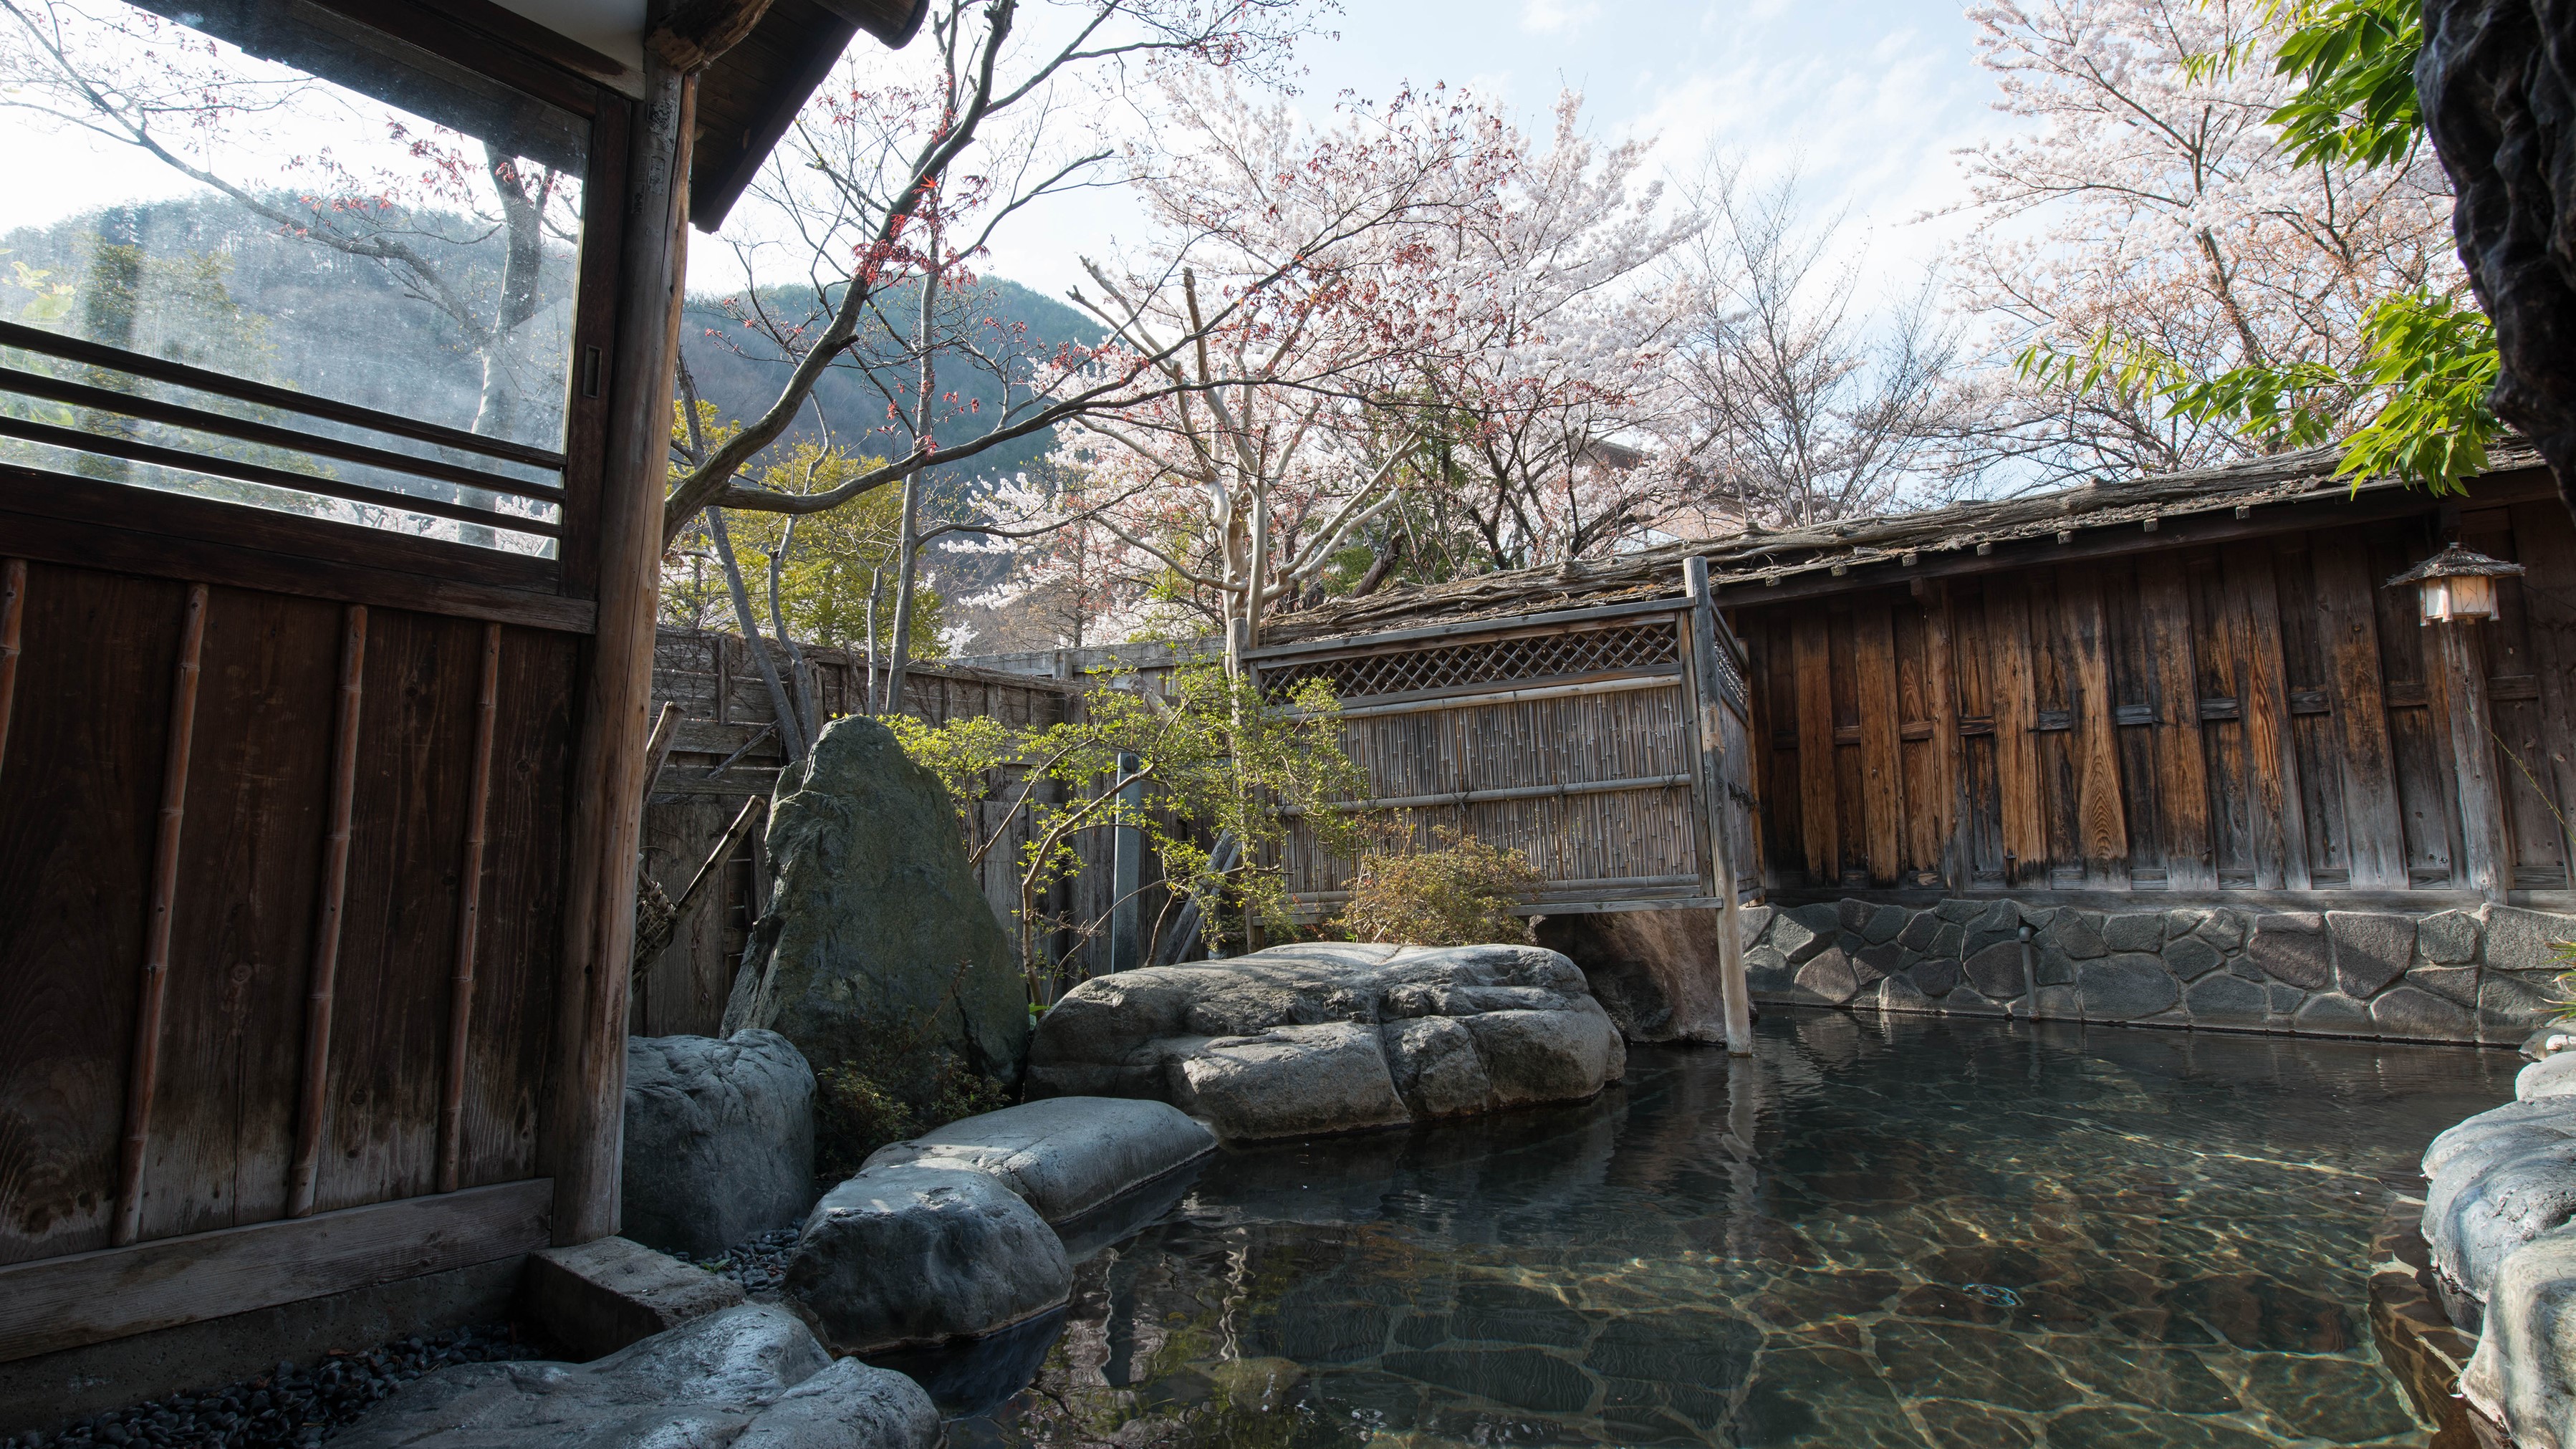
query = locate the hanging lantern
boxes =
[2385,544,2525,625]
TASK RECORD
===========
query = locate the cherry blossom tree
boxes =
[1946,0,2460,486]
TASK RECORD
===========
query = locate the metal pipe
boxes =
[289,605,366,1218]
[112,582,207,1246]
[438,623,502,1194]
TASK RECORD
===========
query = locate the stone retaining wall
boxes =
[1741,898,2576,1045]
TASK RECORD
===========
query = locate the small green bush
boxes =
[1340,829,1543,947]
[807,965,1013,1183]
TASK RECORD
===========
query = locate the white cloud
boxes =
[1520,0,1602,34]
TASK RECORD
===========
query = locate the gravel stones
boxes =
[1027,943,1624,1140]
[330,1304,936,1449]
[784,1165,1070,1353]
[14,1326,544,1449]
[622,1031,817,1259]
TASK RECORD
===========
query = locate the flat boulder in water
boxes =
[332,1303,936,1449]
[1027,942,1625,1140]
[862,1097,1216,1223]
[783,1164,1071,1354]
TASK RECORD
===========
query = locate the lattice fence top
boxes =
[1261,620,1681,701]
[1706,631,1747,710]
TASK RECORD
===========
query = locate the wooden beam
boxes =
[1792,611,1837,885]
[0,1180,550,1365]
[2138,567,2214,892]
[1987,577,2046,887]
[1686,559,1754,1055]
[546,60,693,1246]
[112,583,207,1247]
[2062,571,2130,889]
[1852,600,1903,885]
[289,605,367,1219]
[2436,619,2512,901]
[438,624,503,1196]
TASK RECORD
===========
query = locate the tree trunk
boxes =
[708,508,807,762]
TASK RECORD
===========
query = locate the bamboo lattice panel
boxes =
[1282,681,1702,901]
[1264,621,1679,701]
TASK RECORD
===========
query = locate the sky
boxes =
[953,0,2015,305]
[0,0,2021,308]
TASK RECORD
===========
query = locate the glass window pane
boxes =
[0,0,587,552]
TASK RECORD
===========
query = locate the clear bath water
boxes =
[951,1009,2517,1448]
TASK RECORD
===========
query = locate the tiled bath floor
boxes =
[952,1011,2517,1448]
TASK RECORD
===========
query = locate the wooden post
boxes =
[2434,617,2511,901]
[289,605,366,1218]
[544,56,693,1246]
[112,582,207,1246]
[438,623,503,1195]
[1686,558,1754,1057]
[0,559,22,780]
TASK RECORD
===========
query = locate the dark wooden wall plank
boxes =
[1948,586,2004,882]
[2269,541,2348,885]
[2100,560,2165,886]
[1759,617,1802,887]
[459,626,575,1188]
[137,588,339,1241]
[2367,524,2460,885]
[2510,499,2576,886]
[2024,570,2082,883]
[2311,531,2406,890]
[314,610,481,1213]
[2189,554,2256,885]
[1827,608,1868,884]
[1987,577,2045,887]
[1918,584,1966,890]
[1853,599,1905,886]
[2138,567,2214,891]
[0,566,183,1265]
[1792,611,1836,885]
[2468,508,2570,887]
[2062,569,2131,888]
[2229,541,2309,889]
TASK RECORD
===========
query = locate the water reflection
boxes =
[948,1010,2515,1448]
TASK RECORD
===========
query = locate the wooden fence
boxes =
[1731,496,2576,901]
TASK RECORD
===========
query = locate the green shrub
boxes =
[1339,829,1543,947]
[807,966,1013,1183]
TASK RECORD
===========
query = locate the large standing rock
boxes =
[622,1031,817,1258]
[332,1304,937,1449]
[785,1165,1070,1353]
[1026,942,1624,1140]
[862,1097,1216,1223]
[723,716,1029,1087]
[1534,908,1729,1042]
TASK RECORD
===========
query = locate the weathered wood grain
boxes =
[0,559,19,778]
[2060,569,2130,888]
[2137,567,2214,890]
[2509,501,2576,885]
[112,583,207,1247]
[317,610,482,1215]
[1792,610,1837,885]
[2369,525,2461,884]
[2436,617,2510,901]
[1986,577,2045,887]
[0,1180,551,1364]
[2229,542,2308,889]
[1852,598,1905,885]
[1685,559,1751,1054]
[139,588,337,1242]
[0,566,182,1265]
[287,607,366,1219]
[2310,532,2406,889]
[439,625,504,1195]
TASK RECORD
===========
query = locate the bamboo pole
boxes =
[112,582,208,1245]
[1686,558,1754,1056]
[438,623,503,1194]
[0,559,23,780]
[289,604,367,1218]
